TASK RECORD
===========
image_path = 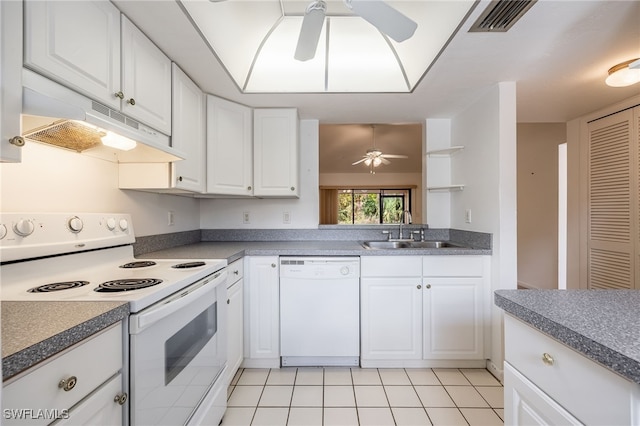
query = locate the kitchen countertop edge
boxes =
[494,290,640,384]
[2,301,129,381]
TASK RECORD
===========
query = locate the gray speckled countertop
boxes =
[495,289,640,384]
[2,301,129,381]
[139,241,490,263]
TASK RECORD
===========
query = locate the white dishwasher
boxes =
[280,257,360,366]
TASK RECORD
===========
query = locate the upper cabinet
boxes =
[24,1,172,135]
[253,108,299,198]
[0,0,23,163]
[206,95,253,196]
[170,64,205,192]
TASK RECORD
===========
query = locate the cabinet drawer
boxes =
[504,315,638,425]
[423,256,484,276]
[3,324,123,425]
[361,256,421,277]
[228,258,244,285]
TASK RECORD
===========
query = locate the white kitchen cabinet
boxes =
[423,256,487,359]
[2,323,126,426]
[120,15,172,135]
[0,0,24,163]
[361,255,489,367]
[361,256,422,361]
[253,108,299,197]
[244,256,280,368]
[226,258,244,385]
[206,96,253,196]
[24,1,172,135]
[504,314,640,425]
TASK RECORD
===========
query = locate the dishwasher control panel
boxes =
[280,257,360,279]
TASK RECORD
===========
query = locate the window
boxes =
[338,189,411,224]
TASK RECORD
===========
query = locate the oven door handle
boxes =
[132,270,227,333]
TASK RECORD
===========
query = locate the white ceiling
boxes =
[114,0,640,124]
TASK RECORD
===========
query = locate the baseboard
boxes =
[486,359,504,383]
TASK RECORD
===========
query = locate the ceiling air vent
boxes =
[469,0,537,32]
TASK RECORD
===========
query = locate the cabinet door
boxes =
[0,0,23,162]
[422,277,483,359]
[361,277,422,360]
[172,64,205,192]
[504,363,582,426]
[206,96,253,195]
[24,0,121,110]
[56,374,124,426]
[246,257,279,363]
[253,108,299,197]
[226,277,244,385]
[121,15,172,135]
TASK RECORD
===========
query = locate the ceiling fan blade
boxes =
[380,157,391,165]
[352,158,368,165]
[346,0,417,42]
[381,154,408,159]
[295,1,327,61]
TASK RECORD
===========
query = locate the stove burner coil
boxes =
[172,261,206,269]
[28,281,90,293]
[119,261,157,269]
[94,278,163,292]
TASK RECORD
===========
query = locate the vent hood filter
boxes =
[469,0,537,32]
[24,120,102,152]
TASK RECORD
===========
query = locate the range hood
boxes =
[21,69,185,163]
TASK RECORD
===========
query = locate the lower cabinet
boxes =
[361,255,489,367]
[503,314,640,425]
[226,258,244,385]
[244,256,280,368]
[2,323,126,426]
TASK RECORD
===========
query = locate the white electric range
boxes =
[0,213,229,426]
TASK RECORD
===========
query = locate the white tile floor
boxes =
[223,367,503,426]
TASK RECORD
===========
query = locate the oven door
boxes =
[129,270,227,426]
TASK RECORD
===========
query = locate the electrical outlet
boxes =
[243,211,250,224]
[283,212,291,224]
[168,211,175,226]
[465,209,472,224]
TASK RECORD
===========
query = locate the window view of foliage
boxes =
[338,189,410,224]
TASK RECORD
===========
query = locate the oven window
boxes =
[165,302,217,385]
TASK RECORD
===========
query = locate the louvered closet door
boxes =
[587,109,637,289]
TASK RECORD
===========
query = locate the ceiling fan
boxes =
[352,125,408,172]
[295,0,418,61]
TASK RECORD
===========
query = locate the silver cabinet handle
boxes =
[271,263,276,268]
[114,91,124,99]
[542,352,554,366]
[9,136,25,147]
[417,284,422,289]
[114,393,128,405]
[58,376,77,392]
[234,270,239,275]
[291,186,295,191]
[425,284,431,289]
[248,186,252,190]
[127,98,136,106]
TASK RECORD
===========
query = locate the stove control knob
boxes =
[119,218,129,232]
[0,224,6,240]
[106,217,117,231]
[68,216,83,233]
[14,219,34,237]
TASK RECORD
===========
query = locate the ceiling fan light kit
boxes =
[605,58,640,87]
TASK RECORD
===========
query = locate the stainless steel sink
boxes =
[361,240,465,249]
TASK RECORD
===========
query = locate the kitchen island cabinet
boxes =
[24,1,172,135]
[244,256,280,368]
[495,290,640,425]
[0,0,23,163]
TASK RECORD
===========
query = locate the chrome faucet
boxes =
[398,210,412,240]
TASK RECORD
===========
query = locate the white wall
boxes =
[0,142,200,236]
[200,119,319,229]
[449,82,518,377]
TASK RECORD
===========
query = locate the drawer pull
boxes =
[542,352,554,366]
[58,376,77,392]
[114,393,128,405]
[234,270,239,275]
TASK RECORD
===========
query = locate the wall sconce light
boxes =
[605,58,640,87]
